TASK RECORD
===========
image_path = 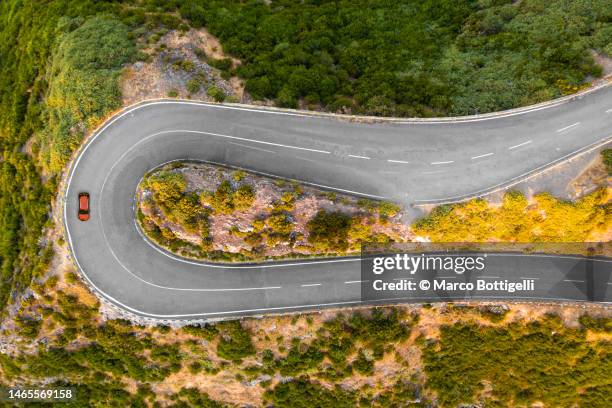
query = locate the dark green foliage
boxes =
[602,149,612,176]
[175,387,227,407]
[0,1,136,310]
[579,314,611,332]
[179,0,609,117]
[39,16,136,173]
[307,210,351,252]
[423,316,612,407]
[207,85,226,102]
[182,323,219,339]
[265,378,355,408]
[216,321,256,362]
[273,308,412,379]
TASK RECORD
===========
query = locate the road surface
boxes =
[64,85,612,319]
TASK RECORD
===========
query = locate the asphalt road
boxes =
[64,85,612,319]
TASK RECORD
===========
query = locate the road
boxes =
[64,85,612,319]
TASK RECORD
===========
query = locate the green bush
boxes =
[423,316,612,407]
[216,321,255,362]
[179,0,607,117]
[307,210,352,252]
[602,149,612,176]
[207,85,226,102]
[187,78,202,94]
[265,379,354,408]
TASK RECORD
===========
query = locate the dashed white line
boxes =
[295,156,317,163]
[556,122,580,133]
[521,277,539,280]
[508,140,532,150]
[301,283,322,287]
[387,159,410,164]
[345,280,369,284]
[471,152,494,160]
[348,154,371,160]
[430,160,454,165]
[563,279,584,283]
[228,142,276,154]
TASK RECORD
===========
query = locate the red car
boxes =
[78,192,90,221]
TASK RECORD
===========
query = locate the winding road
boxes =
[64,84,612,320]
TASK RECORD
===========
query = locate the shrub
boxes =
[216,321,255,362]
[233,184,255,210]
[207,86,226,102]
[186,78,201,94]
[602,149,612,176]
[307,210,351,252]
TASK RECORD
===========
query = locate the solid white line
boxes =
[228,141,276,154]
[301,283,322,287]
[387,159,410,164]
[348,154,371,160]
[430,160,454,165]
[345,280,369,284]
[556,122,581,133]
[471,152,494,160]
[564,279,584,283]
[508,140,532,150]
[175,129,331,154]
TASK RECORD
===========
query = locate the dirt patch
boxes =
[591,50,612,77]
[121,28,247,105]
[568,153,610,199]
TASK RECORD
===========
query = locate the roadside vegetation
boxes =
[3,269,610,407]
[414,188,610,242]
[177,0,610,116]
[137,162,406,262]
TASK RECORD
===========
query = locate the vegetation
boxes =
[0,0,144,312]
[138,163,399,262]
[178,0,609,116]
[423,315,612,407]
[413,189,610,242]
[602,149,612,176]
[215,321,256,362]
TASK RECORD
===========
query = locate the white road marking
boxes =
[521,277,539,280]
[479,276,500,279]
[295,156,317,163]
[345,280,369,284]
[393,277,414,280]
[437,276,457,279]
[508,140,532,150]
[564,279,584,283]
[471,152,494,160]
[348,154,371,160]
[414,135,611,204]
[430,160,454,165]
[301,283,322,287]
[178,129,331,154]
[387,159,410,164]
[606,108,612,113]
[228,141,276,154]
[556,122,580,133]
